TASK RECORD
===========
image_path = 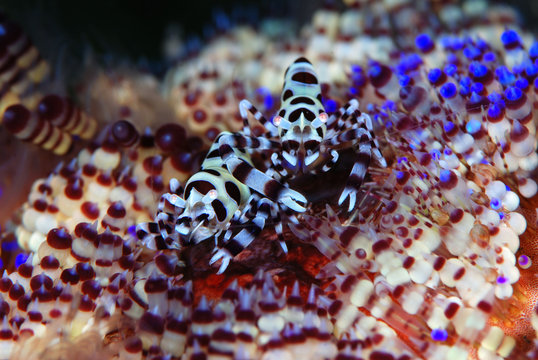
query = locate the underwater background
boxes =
[0,0,537,359]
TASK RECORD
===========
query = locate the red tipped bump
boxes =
[144,275,168,294]
[30,274,53,291]
[510,121,529,142]
[146,175,164,192]
[111,120,139,147]
[124,336,143,353]
[60,267,79,285]
[139,311,165,335]
[37,94,64,120]
[75,263,96,281]
[79,295,95,312]
[170,151,195,173]
[3,104,31,134]
[17,262,33,278]
[97,173,113,186]
[107,202,126,218]
[81,201,100,220]
[82,164,97,177]
[155,123,186,153]
[64,180,83,200]
[47,228,72,250]
[155,253,178,277]
[449,208,464,223]
[0,276,12,292]
[81,279,102,299]
[193,109,207,123]
[143,156,163,175]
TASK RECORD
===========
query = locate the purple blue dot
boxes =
[483,52,496,62]
[463,46,481,60]
[471,82,484,95]
[501,29,521,46]
[439,170,452,183]
[476,39,488,50]
[505,86,522,101]
[382,100,396,111]
[415,33,434,52]
[488,92,502,103]
[399,75,411,87]
[428,68,443,84]
[466,119,482,134]
[349,87,358,95]
[469,62,488,78]
[325,99,338,113]
[490,198,501,210]
[526,64,538,77]
[351,64,363,73]
[459,86,470,97]
[431,328,448,341]
[444,64,457,76]
[499,212,505,219]
[495,66,515,86]
[487,104,501,118]
[127,225,137,238]
[518,255,531,269]
[369,64,382,78]
[352,72,366,86]
[496,276,507,284]
[443,148,453,156]
[15,253,29,269]
[443,121,455,133]
[469,91,483,105]
[2,240,18,252]
[514,78,527,90]
[440,83,457,98]
[431,149,441,160]
[460,76,472,88]
[530,42,538,57]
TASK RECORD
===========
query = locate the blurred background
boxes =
[2,0,534,74]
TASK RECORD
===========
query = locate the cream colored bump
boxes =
[496,335,515,357]
[386,267,410,286]
[476,347,498,360]
[427,306,449,330]
[480,326,504,352]
[370,296,392,319]
[350,279,373,307]
[26,233,46,257]
[258,313,285,333]
[446,345,469,360]
[453,308,486,335]
[93,148,121,171]
[506,211,526,235]
[494,225,520,253]
[420,227,442,251]
[409,258,433,284]
[334,305,359,338]
[439,258,465,287]
[402,290,423,315]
